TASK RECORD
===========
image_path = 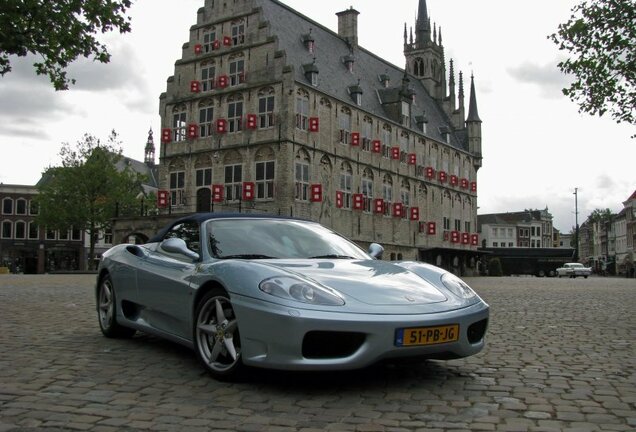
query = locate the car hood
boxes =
[262,259,448,306]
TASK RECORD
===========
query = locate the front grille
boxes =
[302,331,365,359]
[467,318,488,344]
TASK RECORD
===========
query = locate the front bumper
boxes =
[231,295,489,371]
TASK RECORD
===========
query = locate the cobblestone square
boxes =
[0,275,634,431]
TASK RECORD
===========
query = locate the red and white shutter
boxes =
[223,36,232,46]
[391,147,400,160]
[410,207,420,221]
[246,114,257,129]
[471,234,479,246]
[161,128,172,144]
[462,232,470,244]
[372,140,382,153]
[336,191,344,208]
[216,119,227,134]
[461,178,469,189]
[425,167,435,180]
[392,203,403,218]
[309,117,319,132]
[374,198,384,214]
[242,182,255,201]
[157,190,169,208]
[353,193,363,210]
[190,81,201,93]
[451,231,460,243]
[187,124,198,139]
[213,40,221,50]
[310,184,322,202]
[212,185,224,202]
[408,153,416,165]
[450,175,458,186]
[438,171,448,183]
[470,181,477,192]
[194,44,202,55]
[427,222,436,235]
[217,75,229,88]
[351,132,360,146]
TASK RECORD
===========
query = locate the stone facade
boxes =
[153,0,483,273]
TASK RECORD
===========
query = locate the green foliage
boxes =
[36,131,143,268]
[0,0,132,90]
[549,0,636,132]
[488,258,503,277]
[587,208,614,224]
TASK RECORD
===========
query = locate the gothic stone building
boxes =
[154,0,483,274]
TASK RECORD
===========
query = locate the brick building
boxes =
[154,0,484,274]
[0,184,85,273]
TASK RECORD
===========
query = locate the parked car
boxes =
[556,262,592,278]
[96,214,489,379]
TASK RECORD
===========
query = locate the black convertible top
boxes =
[147,212,304,244]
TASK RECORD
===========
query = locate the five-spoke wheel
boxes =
[194,290,242,379]
[97,275,136,338]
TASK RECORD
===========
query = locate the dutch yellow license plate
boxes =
[395,324,460,347]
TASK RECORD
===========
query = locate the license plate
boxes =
[395,324,460,347]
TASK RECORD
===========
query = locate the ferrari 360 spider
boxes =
[96,214,489,379]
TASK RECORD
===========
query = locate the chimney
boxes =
[336,7,360,49]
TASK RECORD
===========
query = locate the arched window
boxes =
[2,198,13,215]
[1,220,12,238]
[295,89,310,130]
[414,58,424,76]
[339,162,353,209]
[295,149,311,201]
[361,168,374,213]
[14,221,26,239]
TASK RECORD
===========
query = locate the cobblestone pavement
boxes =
[0,274,634,432]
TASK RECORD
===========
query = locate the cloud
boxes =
[507,59,573,99]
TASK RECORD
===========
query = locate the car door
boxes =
[136,220,201,341]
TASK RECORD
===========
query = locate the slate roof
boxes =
[255,0,467,151]
[477,210,547,229]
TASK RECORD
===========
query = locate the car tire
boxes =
[97,275,136,338]
[194,289,243,380]
[538,270,546,277]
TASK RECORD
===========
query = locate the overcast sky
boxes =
[0,0,633,232]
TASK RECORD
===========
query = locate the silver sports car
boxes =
[96,214,489,379]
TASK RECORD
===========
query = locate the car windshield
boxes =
[205,218,370,260]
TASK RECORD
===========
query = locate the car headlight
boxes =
[441,273,476,299]
[259,276,345,306]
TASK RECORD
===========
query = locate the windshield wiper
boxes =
[309,254,355,259]
[218,254,276,260]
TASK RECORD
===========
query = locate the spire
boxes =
[438,27,443,45]
[144,128,155,166]
[467,74,481,122]
[458,70,465,109]
[449,59,455,87]
[403,23,408,46]
[415,0,431,44]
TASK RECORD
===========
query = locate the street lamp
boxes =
[573,188,579,261]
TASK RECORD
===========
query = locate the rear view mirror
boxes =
[161,237,200,261]
[368,243,384,260]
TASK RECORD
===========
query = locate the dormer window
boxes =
[401,101,411,127]
[302,31,315,54]
[348,82,363,106]
[379,74,390,88]
[416,115,428,133]
[302,62,319,86]
[343,54,354,73]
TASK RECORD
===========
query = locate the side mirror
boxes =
[368,243,384,260]
[161,237,200,261]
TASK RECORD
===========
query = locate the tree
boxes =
[587,208,614,224]
[549,0,636,131]
[0,0,132,90]
[36,131,144,269]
